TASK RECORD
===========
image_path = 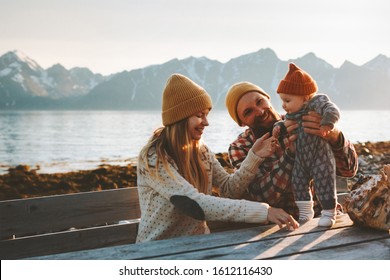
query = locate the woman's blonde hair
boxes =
[139,118,209,194]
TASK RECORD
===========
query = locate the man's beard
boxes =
[251,107,281,139]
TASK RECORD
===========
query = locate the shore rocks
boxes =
[0,164,137,201]
[0,141,389,201]
[344,164,390,231]
[350,141,390,188]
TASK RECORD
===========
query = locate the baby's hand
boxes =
[272,124,281,139]
[320,125,332,137]
[251,133,276,158]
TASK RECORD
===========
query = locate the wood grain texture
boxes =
[30,214,390,260]
[0,177,368,261]
[0,187,139,239]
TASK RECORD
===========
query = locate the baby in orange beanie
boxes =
[274,63,340,227]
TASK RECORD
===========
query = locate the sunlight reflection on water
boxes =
[0,110,388,174]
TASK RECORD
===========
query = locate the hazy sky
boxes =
[1,0,389,75]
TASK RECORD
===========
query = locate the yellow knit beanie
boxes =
[162,73,212,126]
[225,81,270,126]
[277,63,318,95]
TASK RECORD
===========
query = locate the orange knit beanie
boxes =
[162,73,212,126]
[277,63,318,95]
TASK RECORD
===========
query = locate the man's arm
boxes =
[228,129,253,169]
[328,130,358,177]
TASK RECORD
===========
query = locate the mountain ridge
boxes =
[1,49,389,110]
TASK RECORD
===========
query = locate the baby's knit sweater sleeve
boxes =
[140,151,269,224]
[310,94,340,128]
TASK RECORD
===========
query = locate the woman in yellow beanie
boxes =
[136,73,298,243]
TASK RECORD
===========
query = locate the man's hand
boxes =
[302,111,340,145]
[320,124,333,137]
[284,119,299,134]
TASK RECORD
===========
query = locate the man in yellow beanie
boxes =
[225,72,358,220]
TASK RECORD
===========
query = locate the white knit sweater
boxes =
[136,144,270,243]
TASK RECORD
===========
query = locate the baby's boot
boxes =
[318,209,336,227]
[295,201,314,223]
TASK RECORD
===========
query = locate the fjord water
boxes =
[0,110,389,174]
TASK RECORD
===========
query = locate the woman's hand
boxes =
[251,132,277,158]
[267,207,299,231]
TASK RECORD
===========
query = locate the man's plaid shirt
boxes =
[228,128,358,218]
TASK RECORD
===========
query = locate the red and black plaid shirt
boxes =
[228,128,358,218]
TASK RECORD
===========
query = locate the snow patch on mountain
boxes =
[0,68,12,77]
[1,48,389,110]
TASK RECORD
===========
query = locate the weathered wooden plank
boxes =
[0,221,139,259]
[0,186,262,240]
[153,225,389,260]
[277,238,390,260]
[31,223,283,260]
[2,189,353,259]
[31,215,355,260]
[0,187,139,239]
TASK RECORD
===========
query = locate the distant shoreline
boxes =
[2,111,389,172]
[0,140,389,201]
[1,140,389,174]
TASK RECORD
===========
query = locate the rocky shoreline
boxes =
[0,141,389,201]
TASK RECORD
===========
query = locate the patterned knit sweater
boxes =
[136,144,270,243]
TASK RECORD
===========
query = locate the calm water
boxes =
[0,110,389,174]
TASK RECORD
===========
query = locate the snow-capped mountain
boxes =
[0,50,105,108]
[1,49,389,110]
[83,48,390,110]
